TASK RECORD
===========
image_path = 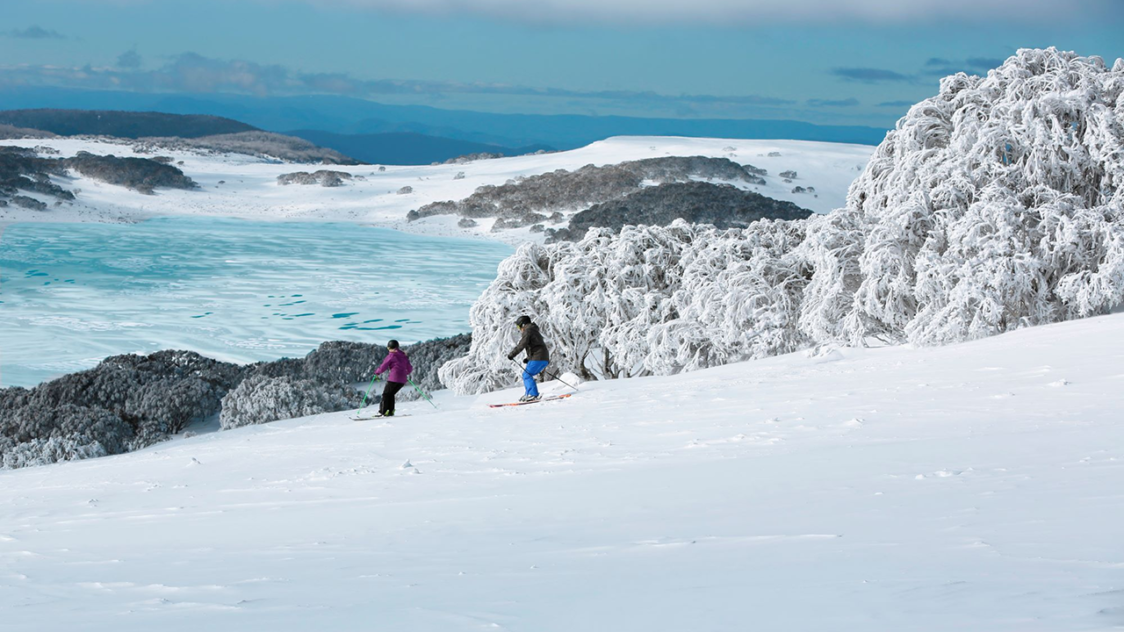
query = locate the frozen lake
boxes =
[0,218,512,388]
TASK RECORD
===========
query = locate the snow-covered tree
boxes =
[804,48,1124,346]
[439,220,812,394]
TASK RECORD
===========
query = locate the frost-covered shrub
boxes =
[405,334,472,396]
[0,402,132,470]
[439,220,813,394]
[0,350,246,468]
[244,337,470,408]
[442,48,1124,393]
[219,375,362,430]
[647,219,811,374]
[0,436,111,470]
[802,47,1124,346]
[296,340,385,384]
[27,350,244,441]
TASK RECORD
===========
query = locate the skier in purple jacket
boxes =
[374,339,413,417]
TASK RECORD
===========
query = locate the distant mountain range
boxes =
[0,86,891,155]
[0,108,551,165]
[0,109,255,139]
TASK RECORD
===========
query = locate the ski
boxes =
[351,414,410,421]
[488,393,573,408]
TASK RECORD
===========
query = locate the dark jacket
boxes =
[508,323,550,362]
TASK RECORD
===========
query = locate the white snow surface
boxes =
[0,136,873,244]
[2,311,1122,630]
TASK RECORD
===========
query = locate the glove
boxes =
[507,354,514,361]
[523,358,529,364]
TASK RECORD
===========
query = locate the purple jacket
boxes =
[376,350,413,384]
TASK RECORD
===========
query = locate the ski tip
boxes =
[488,393,573,408]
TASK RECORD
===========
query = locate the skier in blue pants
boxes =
[507,315,551,402]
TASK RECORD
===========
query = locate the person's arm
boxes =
[508,328,531,360]
[375,354,391,376]
[404,354,413,375]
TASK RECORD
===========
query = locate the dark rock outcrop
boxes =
[407,156,768,227]
[65,151,197,195]
[444,152,504,164]
[10,195,48,210]
[277,170,353,187]
[545,182,813,242]
[1,146,197,207]
[0,146,73,206]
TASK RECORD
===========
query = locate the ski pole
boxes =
[408,377,437,409]
[543,368,580,391]
[358,373,380,413]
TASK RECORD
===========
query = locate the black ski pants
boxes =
[379,380,406,415]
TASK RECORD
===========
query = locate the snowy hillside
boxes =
[2,312,1122,631]
[0,135,873,244]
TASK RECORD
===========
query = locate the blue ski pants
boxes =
[522,360,549,396]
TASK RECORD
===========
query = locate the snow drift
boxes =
[441,48,1124,393]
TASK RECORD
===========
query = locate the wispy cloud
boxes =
[0,53,797,117]
[921,56,1006,76]
[877,100,917,107]
[2,26,67,40]
[116,49,143,69]
[831,67,913,83]
[834,55,1011,86]
[965,57,1004,69]
[807,97,859,107]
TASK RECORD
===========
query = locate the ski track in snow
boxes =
[0,135,874,245]
[2,312,1123,630]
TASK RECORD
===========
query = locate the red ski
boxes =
[489,393,573,408]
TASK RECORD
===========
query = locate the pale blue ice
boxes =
[0,218,512,388]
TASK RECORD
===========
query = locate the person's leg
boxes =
[523,361,549,397]
[383,381,405,415]
[380,381,405,415]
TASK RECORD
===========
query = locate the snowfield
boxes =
[2,311,1122,631]
[0,136,874,244]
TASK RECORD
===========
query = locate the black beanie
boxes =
[387,339,400,350]
[515,315,532,327]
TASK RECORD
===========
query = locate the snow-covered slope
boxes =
[2,312,1121,631]
[0,136,873,244]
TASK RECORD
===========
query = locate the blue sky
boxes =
[1,0,1121,127]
